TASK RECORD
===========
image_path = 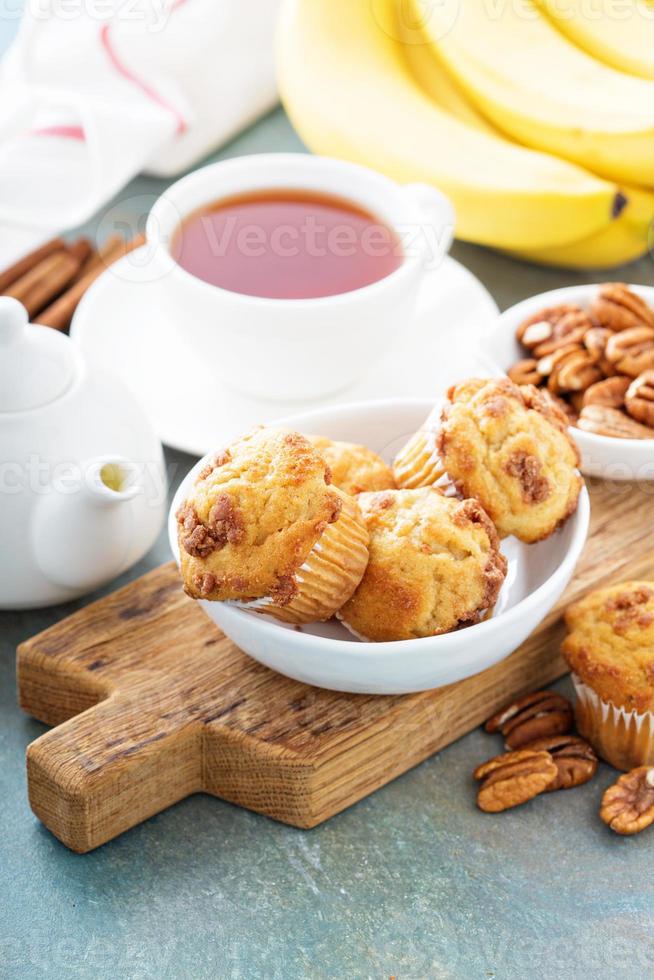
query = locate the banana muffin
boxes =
[562,581,654,770]
[176,428,369,624]
[437,378,582,542]
[337,488,507,642]
[307,435,396,496]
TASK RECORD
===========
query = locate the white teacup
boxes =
[146,153,454,402]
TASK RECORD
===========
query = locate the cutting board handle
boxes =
[26,685,202,852]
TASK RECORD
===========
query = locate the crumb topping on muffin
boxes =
[177,428,344,604]
[337,488,507,642]
[437,378,582,543]
[307,435,396,496]
[563,582,654,713]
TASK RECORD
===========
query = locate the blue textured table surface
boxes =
[2,13,654,979]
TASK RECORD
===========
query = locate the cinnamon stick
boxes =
[0,236,66,293]
[72,234,124,282]
[5,250,82,318]
[68,237,93,267]
[36,233,146,331]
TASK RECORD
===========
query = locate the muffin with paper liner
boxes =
[307,435,396,496]
[176,427,369,624]
[562,582,654,771]
[392,401,449,491]
[337,488,507,642]
[394,378,582,543]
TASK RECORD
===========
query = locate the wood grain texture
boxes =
[18,480,654,852]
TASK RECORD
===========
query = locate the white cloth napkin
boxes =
[0,0,280,257]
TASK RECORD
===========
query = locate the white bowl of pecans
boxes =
[482,283,654,480]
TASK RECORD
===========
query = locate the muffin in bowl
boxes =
[338,488,507,642]
[394,378,582,543]
[176,427,369,624]
[306,435,396,495]
[562,581,654,771]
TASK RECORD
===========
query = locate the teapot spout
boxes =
[84,458,140,507]
[32,456,141,594]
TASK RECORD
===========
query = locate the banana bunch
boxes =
[277,0,654,269]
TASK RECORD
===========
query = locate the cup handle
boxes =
[400,182,456,268]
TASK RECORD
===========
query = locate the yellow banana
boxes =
[412,0,654,185]
[277,0,621,251]
[401,18,654,268]
[536,0,654,80]
[507,186,654,269]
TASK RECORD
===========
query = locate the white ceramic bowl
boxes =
[169,398,590,694]
[482,283,654,481]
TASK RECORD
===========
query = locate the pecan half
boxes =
[577,405,654,439]
[584,326,611,358]
[484,690,573,749]
[548,349,602,395]
[591,283,654,333]
[625,371,654,427]
[474,750,558,812]
[600,767,654,835]
[536,343,582,381]
[520,734,598,790]
[605,327,654,378]
[582,376,631,410]
[583,326,615,377]
[508,358,542,387]
[517,305,593,357]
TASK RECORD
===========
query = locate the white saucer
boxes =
[71,248,498,456]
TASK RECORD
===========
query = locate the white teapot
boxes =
[0,298,167,609]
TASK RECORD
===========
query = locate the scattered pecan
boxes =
[590,283,654,333]
[625,371,654,427]
[600,767,654,835]
[474,750,558,812]
[484,690,573,749]
[577,405,654,439]
[605,327,654,378]
[582,376,631,410]
[508,358,542,387]
[517,305,592,357]
[521,734,598,790]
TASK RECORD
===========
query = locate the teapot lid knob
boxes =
[0,297,76,413]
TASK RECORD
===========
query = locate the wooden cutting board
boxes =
[18,479,654,852]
